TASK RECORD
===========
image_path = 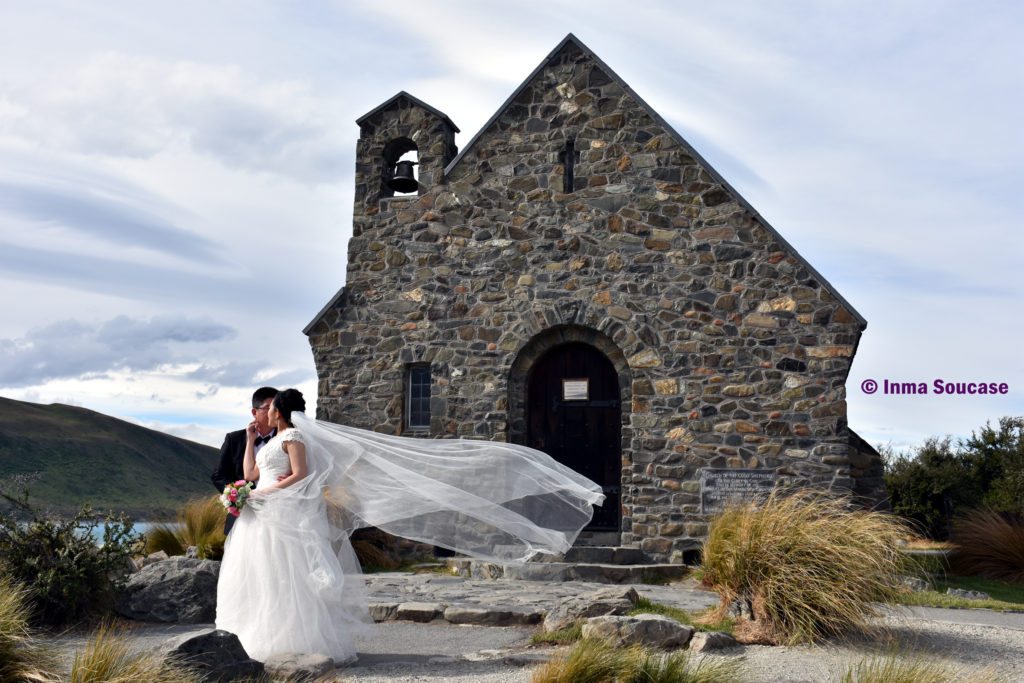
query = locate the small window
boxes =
[406,364,431,430]
[559,140,576,193]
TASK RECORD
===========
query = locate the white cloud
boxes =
[0,53,352,184]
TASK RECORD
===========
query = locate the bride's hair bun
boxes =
[273,388,306,425]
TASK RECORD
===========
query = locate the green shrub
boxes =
[702,490,909,645]
[884,437,974,539]
[0,573,57,683]
[949,508,1024,582]
[0,484,141,627]
[884,418,1024,539]
[530,638,742,683]
[962,418,1024,515]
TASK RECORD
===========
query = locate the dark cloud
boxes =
[0,179,224,264]
[0,315,236,387]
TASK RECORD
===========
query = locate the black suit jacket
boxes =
[212,429,250,493]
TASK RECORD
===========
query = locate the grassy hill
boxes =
[0,396,220,519]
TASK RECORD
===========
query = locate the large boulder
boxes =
[161,628,263,682]
[117,557,219,623]
[582,614,694,649]
[543,586,640,632]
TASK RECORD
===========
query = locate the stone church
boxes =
[305,34,884,562]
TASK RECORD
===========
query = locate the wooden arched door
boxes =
[526,342,621,531]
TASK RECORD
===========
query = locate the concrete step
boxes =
[447,558,690,584]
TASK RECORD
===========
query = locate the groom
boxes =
[212,386,278,534]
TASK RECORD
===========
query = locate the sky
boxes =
[0,1,1021,452]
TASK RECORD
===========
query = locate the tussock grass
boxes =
[0,574,57,683]
[142,526,184,557]
[702,490,910,645]
[949,509,1024,583]
[839,653,1006,683]
[69,622,202,683]
[530,638,741,683]
[350,528,401,571]
[145,496,225,561]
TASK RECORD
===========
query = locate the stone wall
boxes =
[307,38,868,561]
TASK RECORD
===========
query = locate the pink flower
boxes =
[228,490,238,502]
[229,507,241,517]
[234,479,247,487]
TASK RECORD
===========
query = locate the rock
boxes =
[161,628,263,682]
[443,605,542,626]
[368,603,398,622]
[688,631,737,652]
[116,557,219,623]
[947,588,990,600]
[134,550,169,570]
[263,652,335,681]
[582,614,694,649]
[543,586,640,632]
[727,598,754,620]
[900,576,931,592]
[395,602,444,622]
[185,546,199,559]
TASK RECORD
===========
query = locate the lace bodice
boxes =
[257,428,304,481]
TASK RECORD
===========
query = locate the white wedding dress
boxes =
[215,428,368,663]
[215,413,605,664]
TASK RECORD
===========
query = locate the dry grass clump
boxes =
[145,496,226,561]
[839,653,1006,683]
[530,638,741,683]
[350,527,401,571]
[0,574,57,683]
[948,508,1024,583]
[701,490,910,645]
[69,622,202,683]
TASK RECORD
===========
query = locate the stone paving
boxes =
[362,571,719,626]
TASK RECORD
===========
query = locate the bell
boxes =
[388,160,418,193]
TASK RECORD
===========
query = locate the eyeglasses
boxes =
[254,405,271,412]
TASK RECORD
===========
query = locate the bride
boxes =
[215,388,604,663]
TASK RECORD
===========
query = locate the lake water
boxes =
[87,521,180,543]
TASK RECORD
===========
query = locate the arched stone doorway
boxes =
[509,325,630,534]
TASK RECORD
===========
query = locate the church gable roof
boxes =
[356,90,460,133]
[445,33,867,327]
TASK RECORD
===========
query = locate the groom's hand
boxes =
[276,472,291,482]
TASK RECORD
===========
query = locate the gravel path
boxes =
[45,574,1024,682]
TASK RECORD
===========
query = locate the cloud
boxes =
[0,315,236,388]
[0,176,223,264]
[187,362,313,389]
[0,53,352,184]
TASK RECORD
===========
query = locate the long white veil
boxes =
[274,412,605,563]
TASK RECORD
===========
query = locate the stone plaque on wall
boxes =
[700,468,776,514]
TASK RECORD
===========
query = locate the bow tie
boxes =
[255,432,274,446]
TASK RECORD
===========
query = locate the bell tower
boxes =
[352,91,459,237]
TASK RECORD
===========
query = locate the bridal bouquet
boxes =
[221,480,254,517]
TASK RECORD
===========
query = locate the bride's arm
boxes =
[267,441,309,490]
